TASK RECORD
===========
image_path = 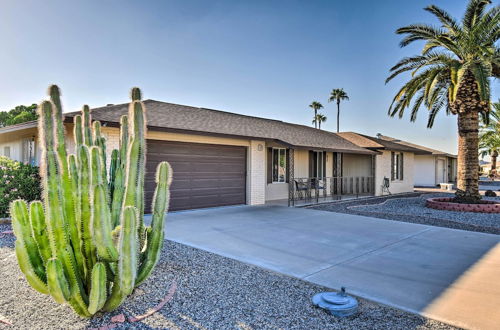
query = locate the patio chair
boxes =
[294,179,310,200]
[381,177,391,195]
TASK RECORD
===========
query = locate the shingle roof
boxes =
[64,100,375,155]
[337,132,432,155]
[377,134,457,158]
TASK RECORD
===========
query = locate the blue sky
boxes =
[0,0,498,154]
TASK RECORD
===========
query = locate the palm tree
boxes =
[309,101,323,128]
[479,101,500,177]
[386,0,500,202]
[328,88,349,132]
[312,114,327,129]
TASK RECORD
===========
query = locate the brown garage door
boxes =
[145,140,247,212]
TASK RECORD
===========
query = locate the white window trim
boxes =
[313,150,324,179]
[392,152,404,181]
[272,148,287,183]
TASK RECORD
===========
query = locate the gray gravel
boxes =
[311,193,500,235]
[0,222,456,330]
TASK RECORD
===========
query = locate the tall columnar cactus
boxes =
[10,85,172,317]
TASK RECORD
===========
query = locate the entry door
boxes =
[437,159,446,183]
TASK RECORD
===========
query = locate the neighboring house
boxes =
[376,134,458,187]
[338,132,432,195]
[0,100,378,211]
[480,160,500,175]
[0,121,38,165]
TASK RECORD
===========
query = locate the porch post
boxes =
[288,148,294,206]
[371,154,376,195]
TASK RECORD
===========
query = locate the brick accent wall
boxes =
[247,140,266,205]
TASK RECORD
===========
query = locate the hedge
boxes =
[0,156,41,218]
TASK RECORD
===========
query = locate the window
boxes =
[22,137,36,165]
[312,151,325,179]
[3,146,10,158]
[272,148,287,182]
[391,152,404,181]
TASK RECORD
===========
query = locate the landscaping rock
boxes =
[310,193,500,235]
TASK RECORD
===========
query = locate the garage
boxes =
[145,140,247,212]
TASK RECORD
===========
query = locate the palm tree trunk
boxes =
[314,110,317,129]
[456,110,480,198]
[492,150,498,175]
[453,70,484,202]
[336,101,340,133]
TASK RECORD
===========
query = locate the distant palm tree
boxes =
[328,89,349,132]
[480,102,500,177]
[312,114,327,129]
[309,101,323,128]
[386,0,499,201]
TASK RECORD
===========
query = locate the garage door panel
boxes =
[145,140,247,211]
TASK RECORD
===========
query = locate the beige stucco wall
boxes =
[375,150,414,196]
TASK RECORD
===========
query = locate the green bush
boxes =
[0,156,41,217]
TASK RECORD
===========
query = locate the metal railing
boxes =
[289,176,374,206]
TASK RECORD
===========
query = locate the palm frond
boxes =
[425,5,461,34]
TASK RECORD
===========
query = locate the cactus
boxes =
[10,85,172,317]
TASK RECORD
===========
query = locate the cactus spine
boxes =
[10,85,172,317]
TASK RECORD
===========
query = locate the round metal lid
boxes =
[321,292,350,305]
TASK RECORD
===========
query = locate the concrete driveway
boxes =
[160,205,500,329]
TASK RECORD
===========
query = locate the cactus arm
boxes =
[78,145,96,278]
[128,98,146,220]
[111,165,125,227]
[91,184,118,261]
[69,154,86,279]
[136,162,172,286]
[82,105,93,146]
[103,206,138,311]
[119,115,128,166]
[15,242,48,294]
[123,137,139,208]
[49,85,68,170]
[74,115,83,150]
[109,149,119,199]
[29,201,52,264]
[46,258,71,304]
[11,200,48,293]
[90,146,109,196]
[47,151,91,316]
[92,121,107,173]
[88,262,107,314]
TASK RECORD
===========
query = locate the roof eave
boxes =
[0,120,38,133]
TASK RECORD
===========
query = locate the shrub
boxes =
[0,156,41,217]
[485,190,497,197]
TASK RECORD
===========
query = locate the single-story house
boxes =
[375,134,458,187]
[0,100,381,211]
[480,160,500,175]
[337,132,433,195]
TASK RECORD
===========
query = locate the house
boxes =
[480,160,500,175]
[0,100,378,211]
[376,134,458,187]
[337,132,433,195]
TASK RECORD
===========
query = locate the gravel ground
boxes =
[0,223,456,330]
[310,193,500,235]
